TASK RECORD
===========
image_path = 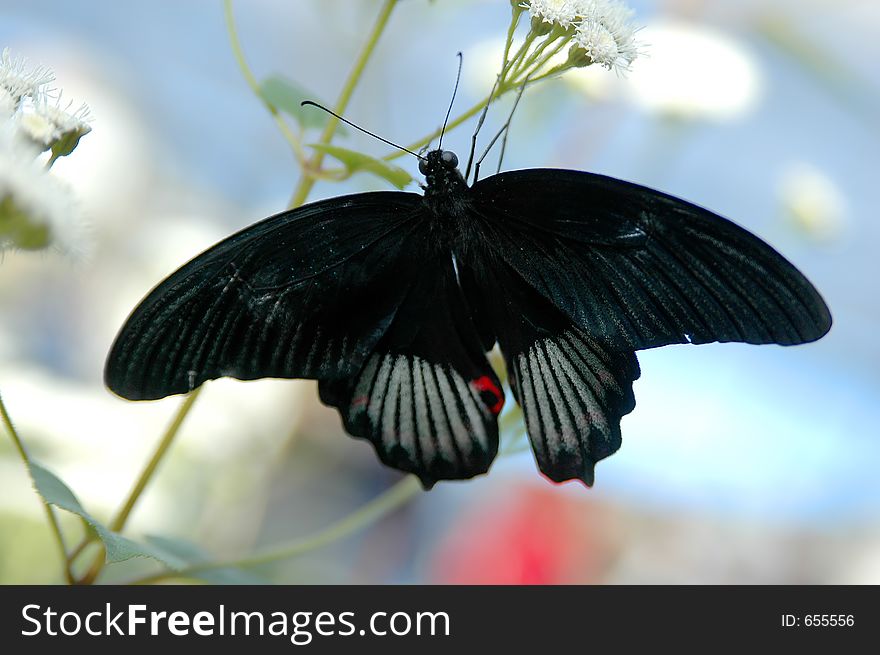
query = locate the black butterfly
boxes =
[105,146,831,489]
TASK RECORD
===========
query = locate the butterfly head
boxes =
[419,149,459,176]
[420,150,469,205]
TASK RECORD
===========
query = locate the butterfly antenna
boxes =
[438,52,463,151]
[473,77,528,183]
[300,101,425,160]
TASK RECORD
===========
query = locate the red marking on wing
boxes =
[351,395,369,409]
[471,376,504,415]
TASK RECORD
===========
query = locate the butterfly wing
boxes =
[457,258,639,485]
[105,192,427,400]
[319,251,504,489]
[472,169,832,350]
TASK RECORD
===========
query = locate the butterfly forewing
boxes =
[472,169,832,351]
[105,192,425,399]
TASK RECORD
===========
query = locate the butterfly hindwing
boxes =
[472,169,832,351]
[105,192,425,400]
[319,253,504,488]
[508,329,639,485]
[460,258,640,485]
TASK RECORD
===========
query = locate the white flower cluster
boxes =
[1,48,90,256]
[523,0,641,72]
[524,0,582,29]
[0,48,54,103]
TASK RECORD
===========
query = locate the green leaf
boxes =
[28,461,176,567]
[258,75,345,133]
[309,144,413,189]
[145,535,265,585]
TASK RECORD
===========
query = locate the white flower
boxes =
[18,92,92,155]
[626,21,761,121]
[524,0,582,29]
[778,162,846,241]
[573,0,640,72]
[0,48,54,104]
[0,123,87,255]
[0,88,15,118]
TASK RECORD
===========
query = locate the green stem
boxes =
[224,0,306,161]
[129,411,532,586]
[76,388,202,584]
[128,475,422,584]
[501,8,521,70]
[0,394,29,464]
[522,61,570,86]
[111,388,203,532]
[511,32,560,80]
[385,90,502,163]
[516,39,569,83]
[288,0,399,209]
[384,70,534,163]
[380,30,555,164]
[66,538,91,566]
[505,31,537,80]
[0,391,74,584]
[757,14,880,125]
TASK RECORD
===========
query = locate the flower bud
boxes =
[567,44,592,68]
[530,15,554,36]
[18,95,92,158]
[0,125,86,255]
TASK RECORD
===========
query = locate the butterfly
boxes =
[105,141,832,489]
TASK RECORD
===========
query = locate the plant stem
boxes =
[66,538,91,566]
[224,0,306,160]
[391,44,580,163]
[111,388,203,532]
[0,394,28,464]
[76,388,202,584]
[0,391,74,584]
[501,7,523,74]
[511,32,558,79]
[288,0,399,209]
[386,82,515,163]
[128,475,422,584]
[521,62,569,86]
[513,39,569,85]
[503,30,537,80]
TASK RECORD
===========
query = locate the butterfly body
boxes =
[106,148,831,488]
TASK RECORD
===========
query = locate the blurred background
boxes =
[1,0,878,584]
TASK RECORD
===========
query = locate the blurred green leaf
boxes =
[145,535,265,585]
[259,75,344,133]
[309,144,413,189]
[29,461,175,567]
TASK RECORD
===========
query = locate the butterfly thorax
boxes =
[420,149,473,221]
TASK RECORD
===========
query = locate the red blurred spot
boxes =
[471,375,504,414]
[429,484,607,584]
